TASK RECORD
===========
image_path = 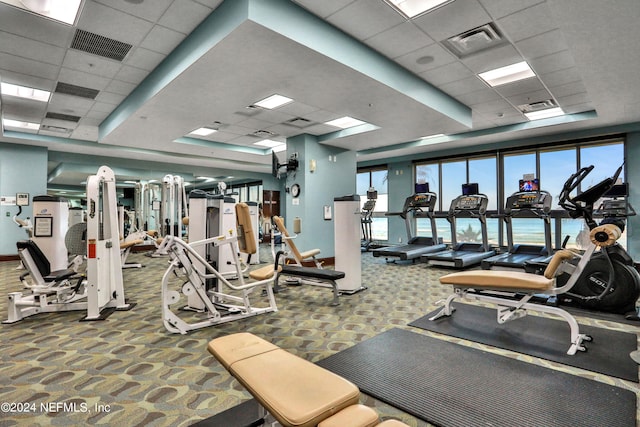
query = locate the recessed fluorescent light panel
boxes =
[253,94,293,110]
[255,139,287,152]
[2,118,40,131]
[478,61,535,87]
[1,82,51,102]
[189,127,217,136]
[325,116,367,129]
[385,0,454,18]
[524,107,565,121]
[0,0,82,25]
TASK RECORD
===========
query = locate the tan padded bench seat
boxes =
[440,270,554,293]
[249,265,282,281]
[208,333,410,427]
[209,333,359,427]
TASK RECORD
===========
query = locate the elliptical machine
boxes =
[361,188,377,251]
[554,164,640,319]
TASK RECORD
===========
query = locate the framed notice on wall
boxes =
[34,216,53,237]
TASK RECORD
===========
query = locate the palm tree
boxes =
[457,224,481,242]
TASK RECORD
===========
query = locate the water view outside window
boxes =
[412,140,626,250]
[357,169,388,241]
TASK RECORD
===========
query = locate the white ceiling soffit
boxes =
[1,0,639,185]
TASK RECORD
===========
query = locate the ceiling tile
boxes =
[0,52,60,81]
[413,0,491,42]
[193,0,224,9]
[550,81,587,98]
[291,0,356,18]
[364,22,433,60]
[277,102,319,117]
[95,91,126,106]
[556,92,590,107]
[494,77,546,98]
[105,80,137,96]
[419,61,475,86]
[439,76,489,97]
[0,71,54,93]
[326,0,405,41]
[140,25,186,55]
[460,43,523,74]
[479,0,545,20]
[125,47,166,71]
[95,0,175,22]
[1,98,48,121]
[49,93,95,115]
[516,29,568,61]
[71,124,100,141]
[58,68,111,91]
[115,65,150,85]
[0,3,73,47]
[529,50,575,75]
[63,50,123,79]
[506,88,554,106]
[455,87,502,105]
[158,0,213,34]
[77,1,154,45]
[395,42,456,74]
[470,98,514,114]
[539,67,582,88]
[91,101,118,114]
[496,2,556,43]
[564,102,594,114]
[0,31,66,66]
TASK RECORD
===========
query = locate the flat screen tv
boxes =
[604,183,628,198]
[462,183,479,195]
[271,150,281,178]
[415,182,430,194]
[519,178,540,192]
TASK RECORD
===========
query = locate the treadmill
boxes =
[422,184,495,268]
[372,189,446,262]
[481,186,553,271]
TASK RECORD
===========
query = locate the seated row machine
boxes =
[207,332,409,427]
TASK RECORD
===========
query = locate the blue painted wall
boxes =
[282,134,355,257]
[0,143,48,255]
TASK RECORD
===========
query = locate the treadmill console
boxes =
[505,191,551,214]
[408,193,436,209]
[451,194,488,215]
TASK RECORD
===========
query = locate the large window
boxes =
[412,139,626,249]
[357,168,389,241]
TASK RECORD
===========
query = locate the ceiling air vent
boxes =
[41,125,71,133]
[251,129,276,138]
[443,22,506,58]
[286,117,313,128]
[55,82,99,99]
[71,29,132,61]
[46,112,81,122]
[518,99,557,113]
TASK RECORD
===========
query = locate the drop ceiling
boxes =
[1,0,639,190]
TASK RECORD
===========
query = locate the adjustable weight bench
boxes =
[275,266,346,306]
[430,226,620,355]
[207,332,409,427]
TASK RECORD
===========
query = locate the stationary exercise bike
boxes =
[553,164,640,319]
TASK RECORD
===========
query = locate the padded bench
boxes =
[207,332,409,427]
[276,266,346,306]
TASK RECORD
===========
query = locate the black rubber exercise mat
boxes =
[317,328,637,427]
[190,399,261,427]
[410,302,638,382]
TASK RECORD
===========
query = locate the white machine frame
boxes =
[430,226,618,355]
[159,234,278,334]
[5,165,132,323]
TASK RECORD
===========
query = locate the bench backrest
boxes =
[236,202,257,255]
[272,216,304,262]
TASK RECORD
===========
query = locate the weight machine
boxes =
[4,166,133,323]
